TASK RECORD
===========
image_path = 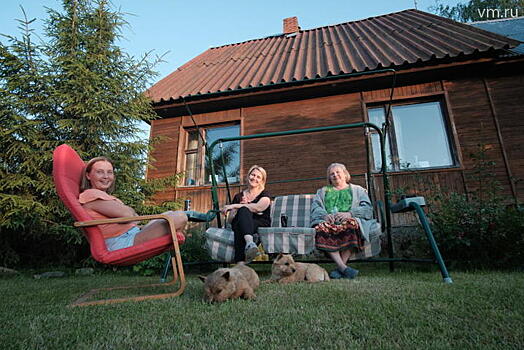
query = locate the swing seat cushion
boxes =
[204,194,382,261]
[258,194,317,255]
[204,227,235,262]
[259,194,382,259]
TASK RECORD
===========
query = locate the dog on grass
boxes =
[270,254,330,283]
[199,262,260,302]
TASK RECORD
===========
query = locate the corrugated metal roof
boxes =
[148,9,520,103]
[470,16,524,55]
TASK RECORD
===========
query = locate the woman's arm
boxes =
[349,185,374,220]
[311,188,335,226]
[222,196,271,214]
[83,199,137,218]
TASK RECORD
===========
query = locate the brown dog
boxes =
[199,262,260,302]
[270,254,330,283]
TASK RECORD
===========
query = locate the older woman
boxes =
[311,163,376,279]
[222,165,271,262]
[79,156,188,251]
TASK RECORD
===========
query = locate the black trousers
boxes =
[231,207,267,262]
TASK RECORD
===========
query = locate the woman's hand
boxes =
[324,213,336,224]
[221,204,239,215]
[334,212,353,222]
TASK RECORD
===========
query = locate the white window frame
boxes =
[367,99,457,172]
[182,123,240,186]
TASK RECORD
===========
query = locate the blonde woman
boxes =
[221,165,271,262]
[311,163,376,279]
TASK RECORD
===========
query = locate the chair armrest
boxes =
[184,210,218,223]
[74,214,172,227]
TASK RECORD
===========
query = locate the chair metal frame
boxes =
[53,144,187,306]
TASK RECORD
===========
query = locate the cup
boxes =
[280,214,288,227]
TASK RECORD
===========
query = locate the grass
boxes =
[1,264,523,349]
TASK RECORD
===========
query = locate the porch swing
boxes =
[182,68,453,283]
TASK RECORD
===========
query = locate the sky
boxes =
[0,0,463,85]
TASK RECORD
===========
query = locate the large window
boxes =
[368,101,455,172]
[183,124,240,186]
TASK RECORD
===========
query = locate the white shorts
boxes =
[105,226,141,251]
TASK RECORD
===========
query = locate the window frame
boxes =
[181,122,241,187]
[366,97,459,173]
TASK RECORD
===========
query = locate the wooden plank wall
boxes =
[149,74,524,223]
[486,73,524,202]
[148,117,181,202]
[242,93,368,194]
[174,185,242,212]
[444,77,514,199]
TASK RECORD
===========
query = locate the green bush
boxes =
[426,147,524,269]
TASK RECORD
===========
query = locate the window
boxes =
[183,124,240,186]
[368,101,455,172]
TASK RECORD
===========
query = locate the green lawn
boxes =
[1,264,523,349]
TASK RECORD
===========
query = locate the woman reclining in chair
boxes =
[79,157,188,251]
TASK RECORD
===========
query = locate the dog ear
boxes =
[198,275,207,283]
[276,253,283,260]
[221,271,231,281]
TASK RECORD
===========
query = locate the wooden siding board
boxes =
[486,73,524,202]
[149,118,181,179]
[362,81,442,102]
[149,73,522,225]
[445,77,513,199]
[242,94,368,194]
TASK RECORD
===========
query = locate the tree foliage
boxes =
[430,0,524,22]
[0,0,179,267]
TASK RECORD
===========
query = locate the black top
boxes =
[232,190,271,226]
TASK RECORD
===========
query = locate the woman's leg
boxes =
[133,210,188,245]
[327,251,347,271]
[340,248,353,265]
[231,207,257,262]
[327,249,359,279]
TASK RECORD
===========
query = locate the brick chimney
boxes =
[283,16,300,35]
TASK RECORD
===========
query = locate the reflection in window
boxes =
[368,101,455,171]
[183,124,240,186]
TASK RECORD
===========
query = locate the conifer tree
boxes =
[0,0,176,266]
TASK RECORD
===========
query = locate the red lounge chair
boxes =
[53,144,186,306]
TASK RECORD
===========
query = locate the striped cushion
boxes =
[270,194,316,227]
[204,227,235,263]
[258,194,316,254]
[204,194,382,261]
[258,227,316,254]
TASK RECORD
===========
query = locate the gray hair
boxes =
[326,163,351,185]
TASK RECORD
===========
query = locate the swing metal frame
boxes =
[177,68,452,283]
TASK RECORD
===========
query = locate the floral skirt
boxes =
[314,218,365,252]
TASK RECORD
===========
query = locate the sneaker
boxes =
[244,242,260,262]
[329,269,343,279]
[342,267,359,279]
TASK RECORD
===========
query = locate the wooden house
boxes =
[146,9,524,227]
